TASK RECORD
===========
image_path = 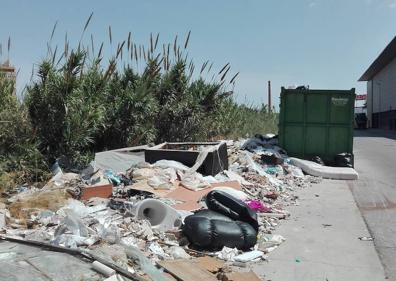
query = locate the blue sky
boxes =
[1,0,396,108]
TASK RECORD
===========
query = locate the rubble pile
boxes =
[0,135,322,281]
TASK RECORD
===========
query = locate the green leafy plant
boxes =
[0,70,49,188]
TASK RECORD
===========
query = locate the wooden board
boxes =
[158,260,218,281]
[195,256,225,273]
[221,271,262,281]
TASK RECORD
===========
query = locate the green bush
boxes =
[96,66,159,150]
[26,53,107,169]
[0,73,48,187]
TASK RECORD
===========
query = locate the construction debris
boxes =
[0,137,328,280]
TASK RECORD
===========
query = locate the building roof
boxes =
[359,36,396,81]
[0,60,15,73]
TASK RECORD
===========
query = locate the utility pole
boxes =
[268,80,272,112]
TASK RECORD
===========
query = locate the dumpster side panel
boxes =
[306,94,327,123]
[305,126,327,156]
[328,127,350,155]
[283,125,304,157]
[284,94,304,123]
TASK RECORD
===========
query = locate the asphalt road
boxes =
[351,129,396,280]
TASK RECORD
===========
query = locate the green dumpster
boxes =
[278,87,355,164]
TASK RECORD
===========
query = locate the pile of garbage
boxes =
[0,135,321,281]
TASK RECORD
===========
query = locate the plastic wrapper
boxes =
[153,160,189,171]
[53,234,98,248]
[234,250,264,262]
[97,223,120,244]
[63,209,89,237]
[180,173,209,191]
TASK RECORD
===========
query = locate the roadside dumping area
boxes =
[0,135,361,281]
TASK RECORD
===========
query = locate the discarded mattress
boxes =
[289,157,358,180]
[182,210,257,250]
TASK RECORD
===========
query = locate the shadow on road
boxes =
[354,129,396,140]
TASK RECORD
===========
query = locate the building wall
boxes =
[367,80,373,127]
[372,56,396,113]
[367,56,396,129]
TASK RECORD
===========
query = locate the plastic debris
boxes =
[262,234,286,244]
[169,246,191,259]
[359,236,374,241]
[216,247,239,261]
[233,250,264,262]
[92,260,116,277]
[149,242,168,257]
[104,170,122,186]
[245,200,272,213]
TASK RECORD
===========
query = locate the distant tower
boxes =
[0,60,16,96]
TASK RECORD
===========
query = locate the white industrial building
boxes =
[359,36,396,130]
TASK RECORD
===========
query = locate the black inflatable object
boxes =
[311,156,325,166]
[182,212,257,250]
[334,152,353,168]
[205,190,259,230]
[192,209,233,221]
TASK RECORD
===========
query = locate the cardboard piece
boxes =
[128,180,174,197]
[172,201,202,212]
[165,181,241,211]
[165,181,241,202]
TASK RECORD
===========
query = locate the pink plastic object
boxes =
[246,200,272,213]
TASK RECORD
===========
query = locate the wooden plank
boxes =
[195,256,224,273]
[158,260,218,281]
[221,271,262,281]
